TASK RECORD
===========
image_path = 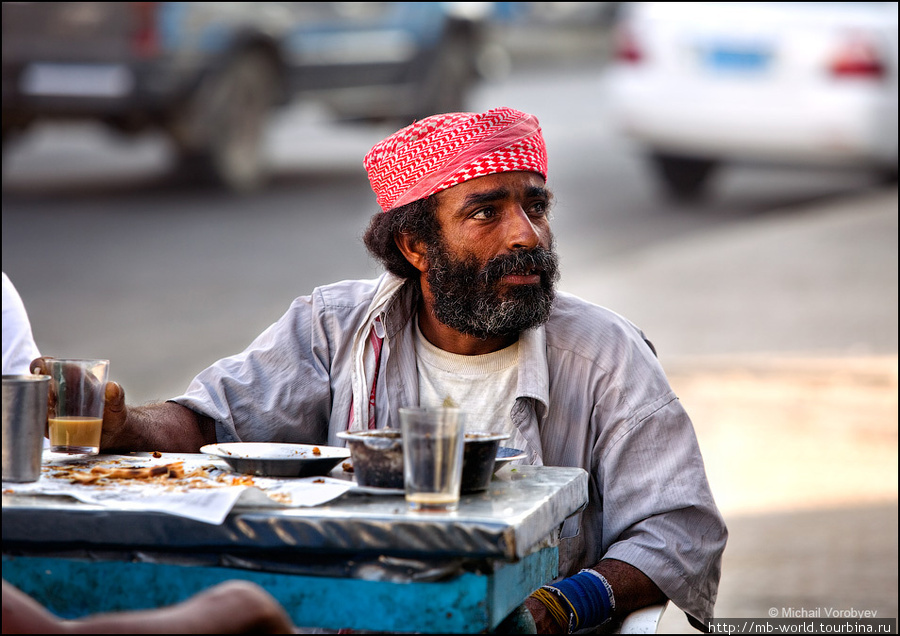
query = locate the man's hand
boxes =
[30,356,128,450]
[99,379,129,450]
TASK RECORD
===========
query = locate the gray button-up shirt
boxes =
[173,274,726,626]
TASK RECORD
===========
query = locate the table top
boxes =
[2,460,588,563]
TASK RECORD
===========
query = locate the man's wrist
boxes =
[524,595,565,634]
[529,569,616,633]
[530,585,574,632]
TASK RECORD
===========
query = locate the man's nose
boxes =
[505,207,541,250]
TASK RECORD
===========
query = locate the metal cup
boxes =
[2,375,50,482]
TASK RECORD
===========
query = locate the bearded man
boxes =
[33,108,726,633]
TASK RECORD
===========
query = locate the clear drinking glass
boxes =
[47,358,108,455]
[399,406,466,512]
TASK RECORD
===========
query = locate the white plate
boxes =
[200,442,350,478]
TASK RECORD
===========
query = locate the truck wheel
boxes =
[650,153,719,201]
[174,50,278,192]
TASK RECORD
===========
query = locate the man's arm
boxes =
[101,384,217,453]
[524,558,666,633]
[31,358,216,453]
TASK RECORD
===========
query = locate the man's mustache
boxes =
[479,247,559,284]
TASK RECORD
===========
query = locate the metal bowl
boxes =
[336,430,404,489]
[460,432,509,492]
[200,442,350,478]
[336,430,510,493]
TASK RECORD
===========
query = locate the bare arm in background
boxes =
[31,357,216,452]
[2,579,295,634]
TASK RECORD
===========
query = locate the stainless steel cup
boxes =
[2,374,50,482]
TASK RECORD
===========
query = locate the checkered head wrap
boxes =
[364,107,548,212]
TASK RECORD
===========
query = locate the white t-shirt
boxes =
[2,272,41,376]
[414,319,524,448]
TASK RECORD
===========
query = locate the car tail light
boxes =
[132,2,159,58]
[613,25,643,64]
[828,35,886,79]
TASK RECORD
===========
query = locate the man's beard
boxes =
[425,240,560,340]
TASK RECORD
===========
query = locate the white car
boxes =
[603,2,899,199]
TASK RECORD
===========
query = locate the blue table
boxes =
[2,461,587,633]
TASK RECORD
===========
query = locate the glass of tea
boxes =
[47,358,108,455]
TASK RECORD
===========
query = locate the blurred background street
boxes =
[2,3,897,632]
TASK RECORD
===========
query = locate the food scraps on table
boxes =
[45,460,255,489]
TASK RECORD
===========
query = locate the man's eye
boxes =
[528,201,549,216]
[472,207,496,220]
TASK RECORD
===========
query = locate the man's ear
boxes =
[395,232,428,273]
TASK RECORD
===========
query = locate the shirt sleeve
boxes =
[543,298,727,627]
[170,292,334,444]
[598,395,727,627]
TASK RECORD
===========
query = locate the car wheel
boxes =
[171,50,278,192]
[414,35,474,119]
[650,153,719,201]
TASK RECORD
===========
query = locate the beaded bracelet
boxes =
[530,568,616,633]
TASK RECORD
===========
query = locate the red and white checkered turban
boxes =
[364,107,548,212]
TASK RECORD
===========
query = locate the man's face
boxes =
[425,171,560,339]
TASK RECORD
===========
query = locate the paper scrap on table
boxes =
[2,452,355,525]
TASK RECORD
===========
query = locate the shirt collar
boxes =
[517,325,550,409]
[382,275,419,339]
